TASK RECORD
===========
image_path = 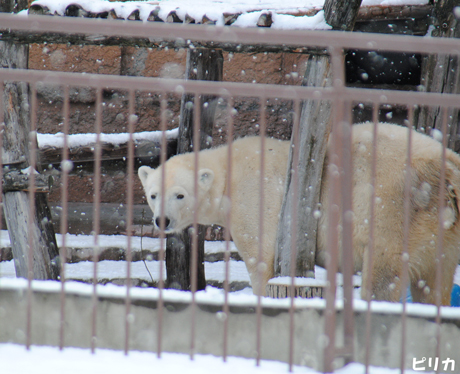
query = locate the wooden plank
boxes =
[165,48,223,291]
[1,0,59,280]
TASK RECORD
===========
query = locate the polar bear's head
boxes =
[138,163,214,233]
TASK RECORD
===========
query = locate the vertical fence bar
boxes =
[26,83,38,350]
[124,89,136,355]
[157,92,168,358]
[288,98,301,372]
[190,89,202,360]
[59,85,70,350]
[91,87,103,354]
[0,83,3,269]
[400,106,414,372]
[434,107,448,371]
[341,99,354,364]
[255,96,267,366]
[222,95,234,362]
[364,101,379,374]
[323,47,345,373]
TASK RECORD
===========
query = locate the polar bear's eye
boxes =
[177,194,185,200]
[150,194,157,200]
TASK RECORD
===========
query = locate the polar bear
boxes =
[138,123,460,304]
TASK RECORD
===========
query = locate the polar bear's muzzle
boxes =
[155,216,171,230]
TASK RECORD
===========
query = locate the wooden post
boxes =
[165,48,223,291]
[413,0,459,150]
[275,0,362,278]
[1,0,60,280]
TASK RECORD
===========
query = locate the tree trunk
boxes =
[275,0,362,280]
[1,0,60,280]
[274,54,332,278]
[165,48,223,291]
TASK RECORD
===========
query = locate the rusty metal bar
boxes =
[288,98,301,372]
[59,85,70,350]
[323,46,345,373]
[157,92,168,358]
[256,97,267,366]
[124,89,136,355]
[435,107,448,371]
[1,69,460,109]
[0,83,3,264]
[190,88,202,360]
[2,14,460,56]
[91,87,103,353]
[26,83,38,350]
[341,99,354,364]
[222,96,235,362]
[400,106,414,372]
[364,102,380,374]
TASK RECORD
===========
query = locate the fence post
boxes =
[413,0,459,150]
[1,0,60,280]
[165,48,223,291]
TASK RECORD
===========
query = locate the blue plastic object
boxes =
[451,284,460,307]
[401,284,460,306]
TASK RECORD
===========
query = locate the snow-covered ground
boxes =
[0,343,435,374]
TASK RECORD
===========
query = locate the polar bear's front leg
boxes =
[231,233,275,296]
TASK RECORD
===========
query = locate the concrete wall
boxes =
[0,284,459,372]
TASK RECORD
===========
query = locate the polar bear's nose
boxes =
[155,217,170,229]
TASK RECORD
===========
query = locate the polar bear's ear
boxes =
[198,169,214,191]
[138,166,153,187]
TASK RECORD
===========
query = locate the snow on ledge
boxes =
[1,276,459,320]
[37,128,178,149]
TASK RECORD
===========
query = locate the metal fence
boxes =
[1,13,460,373]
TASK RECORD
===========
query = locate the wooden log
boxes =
[324,0,362,31]
[275,53,332,278]
[1,0,59,280]
[413,0,459,148]
[165,48,223,291]
[39,137,178,176]
[2,170,50,192]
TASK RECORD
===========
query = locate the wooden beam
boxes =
[1,0,59,280]
[165,48,223,291]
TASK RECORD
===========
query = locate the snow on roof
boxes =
[27,0,430,30]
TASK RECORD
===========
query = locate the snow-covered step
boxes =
[0,231,242,264]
